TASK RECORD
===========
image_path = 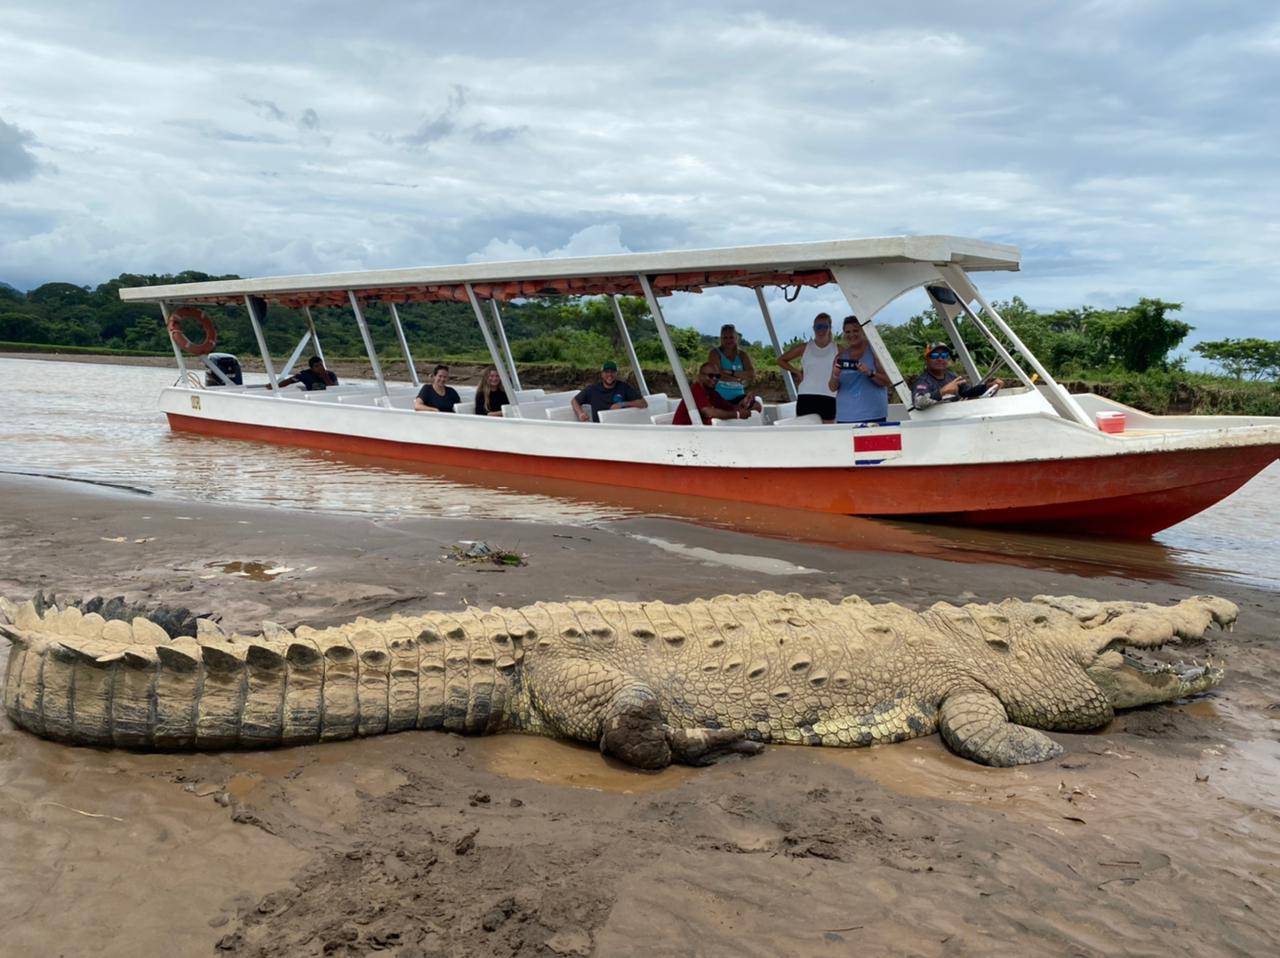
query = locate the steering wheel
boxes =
[980,382,1002,399]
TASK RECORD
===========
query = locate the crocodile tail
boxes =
[0,606,522,750]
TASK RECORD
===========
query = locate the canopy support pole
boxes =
[244,295,281,396]
[754,289,797,401]
[489,301,522,393]
[937,265,1093,428]
[302,307,327,367]
[160,301,191,386]
[388,303,420,386]
[831,263,938,407]
[465,284,518,401]
[926,288,982,383]
[347,291,390,406]
[278,331,313,379]
[934,284,1036,392]
[638,274,700,425]
[609,295,648,396]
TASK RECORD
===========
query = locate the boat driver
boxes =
[911,342,1002,409]
[279,355,339,390]
[571,361,647,423]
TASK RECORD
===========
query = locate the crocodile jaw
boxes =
[1086,650,1224,710]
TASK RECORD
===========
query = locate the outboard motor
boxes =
[204,352,243,386]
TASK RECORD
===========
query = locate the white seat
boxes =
[776,401,797,420]
[650,411,676,425]
[597,406,654,425]
[642,393,669,414]
[774,413,823,427]
[514,389,546,402]
[545,404,582,422]
[710,411,764,427]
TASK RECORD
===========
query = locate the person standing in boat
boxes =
[279,356,338,391]
[415,365,461,412]
[828,316,891,424]
[474,366,509,416]
[707,324,756,409]
[776,312,837,422]
[571,361,647,423]
[911,342,1002,409]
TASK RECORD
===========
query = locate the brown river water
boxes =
[1,357,1277,588]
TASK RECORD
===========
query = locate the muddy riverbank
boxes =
[2,474,1278,957]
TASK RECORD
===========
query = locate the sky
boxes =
[2,0,1279,348]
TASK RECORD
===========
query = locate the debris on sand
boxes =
[448,541,526,567]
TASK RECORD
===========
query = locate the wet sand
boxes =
[2,474,1279,957]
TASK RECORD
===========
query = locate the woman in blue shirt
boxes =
[707,324,755,407]
[827,316,891,424]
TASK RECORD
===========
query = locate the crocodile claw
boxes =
[664,726,765,766]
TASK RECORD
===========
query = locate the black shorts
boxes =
[795,395,836,420]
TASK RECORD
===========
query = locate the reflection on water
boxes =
[1,357,1277,588]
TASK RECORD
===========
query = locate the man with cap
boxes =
[571,361,648,422]
[911,341,1002,409]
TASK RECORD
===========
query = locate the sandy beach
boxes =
[2,473,1278,957]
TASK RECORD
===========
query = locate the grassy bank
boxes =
[1062,371,1280,416]
[0,340,171,357]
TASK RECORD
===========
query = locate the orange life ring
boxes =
[167,306,217,356]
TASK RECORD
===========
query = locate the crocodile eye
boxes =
[985,636,1010,650]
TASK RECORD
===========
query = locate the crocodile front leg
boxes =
[524,656,761,769]
[938,688,1063,766]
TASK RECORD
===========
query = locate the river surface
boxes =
[1,357,1277,588]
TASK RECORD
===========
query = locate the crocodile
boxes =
[0,590,1235,768]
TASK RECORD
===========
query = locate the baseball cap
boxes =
[601,361,618,371]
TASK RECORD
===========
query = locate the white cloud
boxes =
[0,0,1277,351]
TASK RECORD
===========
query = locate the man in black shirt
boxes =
[415,364,462,412]
[570,361,648,423]
[911,342,1001,409]
[279,356,339,390]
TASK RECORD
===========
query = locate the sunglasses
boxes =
[705,373,722,380]
[928,351,951,359]
[813,323,830,330]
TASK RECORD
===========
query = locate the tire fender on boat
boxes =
[167,307,217,356]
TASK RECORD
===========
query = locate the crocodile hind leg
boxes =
[938,688,1063,767]
[525,657,761,769]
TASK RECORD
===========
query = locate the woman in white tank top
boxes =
[777,312,838,422]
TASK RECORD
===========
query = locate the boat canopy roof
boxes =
[118,235,1019,309]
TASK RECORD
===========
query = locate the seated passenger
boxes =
[672,363,762,425]
[707,324,756,408]
[475,366,509,416]
[571,361,647,422]
[911,342,1002,409]
[279,356,338,390]
[415,364,461,412]
[828,316,890,424]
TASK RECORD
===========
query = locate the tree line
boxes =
[2,272,1277,382]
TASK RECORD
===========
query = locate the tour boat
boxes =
[119,236,1280,537]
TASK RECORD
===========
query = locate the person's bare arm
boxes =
[865,351,892,387]
[571,398,590,422]
[777,343,805,378]
[700,403,741,421]
[414,398,436,412]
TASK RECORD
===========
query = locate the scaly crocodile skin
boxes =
[0,591,1236,767]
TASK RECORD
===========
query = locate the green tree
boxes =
[1086,298,1191,372]
[1193,338,1280,381]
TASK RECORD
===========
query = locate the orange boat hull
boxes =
[166,413,1279,537]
